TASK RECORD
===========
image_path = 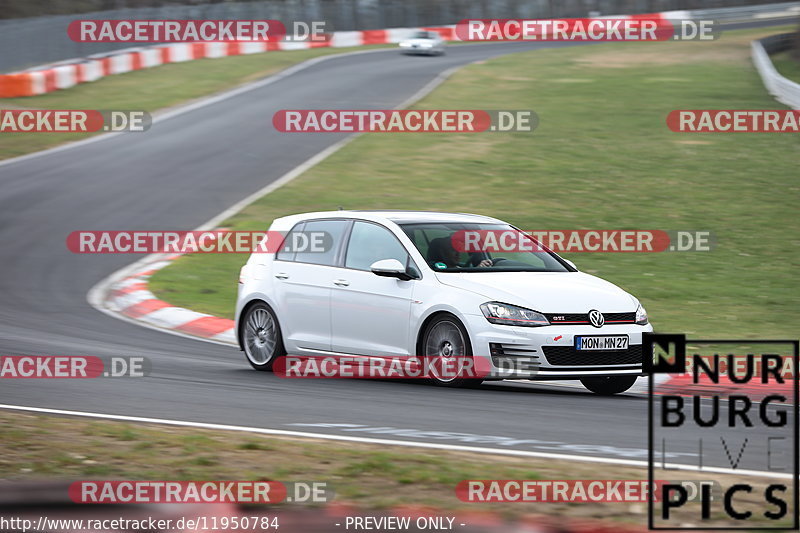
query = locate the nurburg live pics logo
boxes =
[644,333,799,530]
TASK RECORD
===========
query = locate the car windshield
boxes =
[399,222,571,273]
[413,31,433,39]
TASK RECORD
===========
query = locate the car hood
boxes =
[435,271,638,313]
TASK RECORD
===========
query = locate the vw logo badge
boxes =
[588,310,604,328]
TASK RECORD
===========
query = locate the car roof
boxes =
[273,210,504,227]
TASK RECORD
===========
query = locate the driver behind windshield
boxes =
[427,236,492,269]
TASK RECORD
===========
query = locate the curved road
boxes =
[0,29,791,474]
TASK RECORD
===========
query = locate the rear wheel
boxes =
[421,315,481,388]
[580,376,637,395]
[241,302,285,371]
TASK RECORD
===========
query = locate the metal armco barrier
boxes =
[752,33,800,110]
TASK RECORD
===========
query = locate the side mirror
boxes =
[564,259,578,271]
[370,259,414,281]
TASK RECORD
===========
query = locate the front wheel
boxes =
[241,302,285,371]
[580,376,637,395]
[421,315,481,388]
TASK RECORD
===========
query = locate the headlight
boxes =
[399,42,410,47]
[480,302,549,327]
[635,304,648,325]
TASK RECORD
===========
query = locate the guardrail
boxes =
[687,1,800,22]
[751,33,800,109]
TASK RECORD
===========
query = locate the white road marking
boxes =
[0,404,793,479]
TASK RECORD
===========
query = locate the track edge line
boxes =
[0,403,791,479]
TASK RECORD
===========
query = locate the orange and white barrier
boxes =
[0,25,456,98]
[0,12,677,98]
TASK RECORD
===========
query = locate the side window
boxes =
[407,229,430,259]
[418,229,458,267]
[345,222,410,271]
[292,220,349,266]
[275,222,304,262]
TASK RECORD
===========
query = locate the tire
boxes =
[421,315,482,388]
[580,376,637,395]
[241,302,285,371]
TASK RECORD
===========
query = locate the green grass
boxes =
[149,26,800,339]
[1,410,782,526]
[770,49,800,83]
[0,411,611,517]
[0,46,386,160]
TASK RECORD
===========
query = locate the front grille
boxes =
[603,312,637,323]
[544,313,587,324]
[544,312,636,325]
[542,344,643,366]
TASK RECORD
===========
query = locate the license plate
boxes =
[575,335,629,351]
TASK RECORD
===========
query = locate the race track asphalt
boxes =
[1,23,793,474]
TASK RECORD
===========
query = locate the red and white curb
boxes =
[103,252,237,345]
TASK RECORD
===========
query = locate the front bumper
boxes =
[400,45,438,55]
[462,313,652,380]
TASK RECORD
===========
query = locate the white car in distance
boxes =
[399,30,445,55]
[236,211,653,394]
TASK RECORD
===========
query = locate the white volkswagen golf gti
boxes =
[236,211,653,394]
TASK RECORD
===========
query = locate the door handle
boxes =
[333,279,350,287]
[275,273,289,280]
